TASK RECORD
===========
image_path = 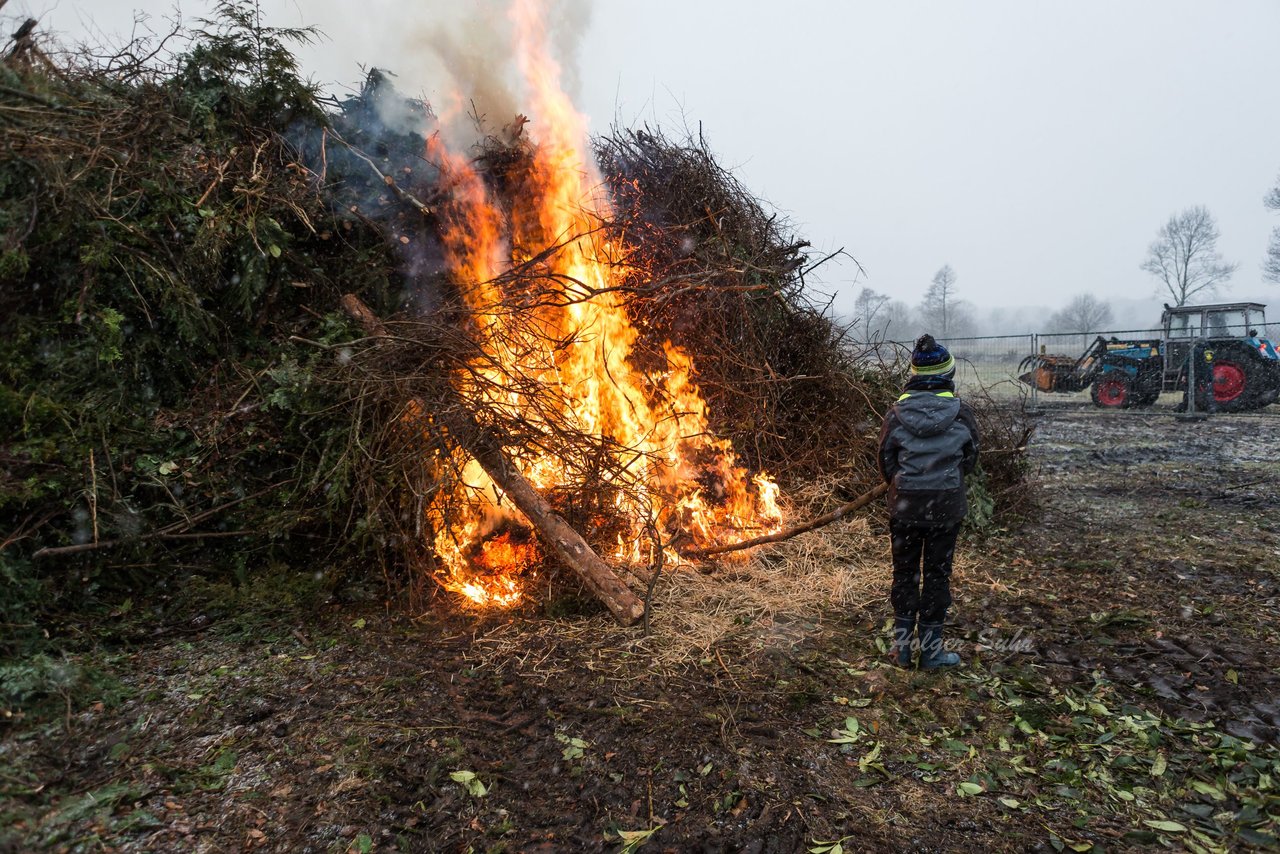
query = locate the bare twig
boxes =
[641,517,664,636]
[328,129,437,216]
[31,481,291,559]
[688,482,888,558]
[31,529,258,559]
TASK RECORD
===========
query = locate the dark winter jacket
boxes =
[878,385,980,525]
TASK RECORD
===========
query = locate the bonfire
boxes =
[335,0,798,623]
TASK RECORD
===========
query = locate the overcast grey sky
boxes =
[12,0,1280,323]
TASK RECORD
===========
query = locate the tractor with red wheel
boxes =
[1019,302,1280,412]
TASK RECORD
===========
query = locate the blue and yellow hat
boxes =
[910,334,955,377]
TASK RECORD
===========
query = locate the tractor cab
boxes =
[1160,302,1274,392]
[1161,302,1266,342]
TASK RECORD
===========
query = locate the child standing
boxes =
[878,335,980,669]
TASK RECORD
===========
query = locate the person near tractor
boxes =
[878,335,980,669]
[1247,330,1279,359]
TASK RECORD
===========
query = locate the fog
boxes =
[10,0,1280,334]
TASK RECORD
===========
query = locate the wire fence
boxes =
[880,333,1035,401]
[878,322,1280,416]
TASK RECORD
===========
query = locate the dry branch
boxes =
[687,482,888,558]
[31,530,255,559]
[339,294,646,626]
[328,130,438,217]
[30,481,290,560]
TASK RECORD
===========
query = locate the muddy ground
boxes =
[3,407,1279,853]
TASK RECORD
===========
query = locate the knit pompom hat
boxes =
[910,334,955,377]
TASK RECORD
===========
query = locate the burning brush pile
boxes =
[320,16,906,623]
[328,111,796,620]
[0,3,1026,639]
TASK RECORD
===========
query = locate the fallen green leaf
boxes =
[1143,819,1186,833]
[1190,780,1225,801]
[615,826,658,853]
[449,770,487,798]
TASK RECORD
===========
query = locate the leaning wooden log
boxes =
[339,294,646,627]
[436,404,647,626]
[687,482,889,558]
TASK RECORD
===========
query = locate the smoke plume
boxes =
[398,0,592,143]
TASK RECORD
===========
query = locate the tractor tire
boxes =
[1091,373,1133,409]
[1199,347,1274,413]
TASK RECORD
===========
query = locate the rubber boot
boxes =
[890,616,915,668]
[918,622,961,670]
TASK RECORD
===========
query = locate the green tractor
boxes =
[1020,302,1280,412]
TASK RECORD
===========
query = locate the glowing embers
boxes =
[440,524,541,609]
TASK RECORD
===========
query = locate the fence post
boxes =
[1177,339,1207,422]
[1027,333,1043,416]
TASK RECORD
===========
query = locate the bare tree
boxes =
[1140,206,1237,306]
[852,286,889,341]
[1265,176,1280,285]
[920,264,958,335]
[1048,293,1114,333]
[882,299,916,342]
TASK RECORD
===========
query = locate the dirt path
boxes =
[3,409,1279,853]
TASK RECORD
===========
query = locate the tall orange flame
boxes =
[425,0,782,607]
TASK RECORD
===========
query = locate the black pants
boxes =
[889,518,961,623]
